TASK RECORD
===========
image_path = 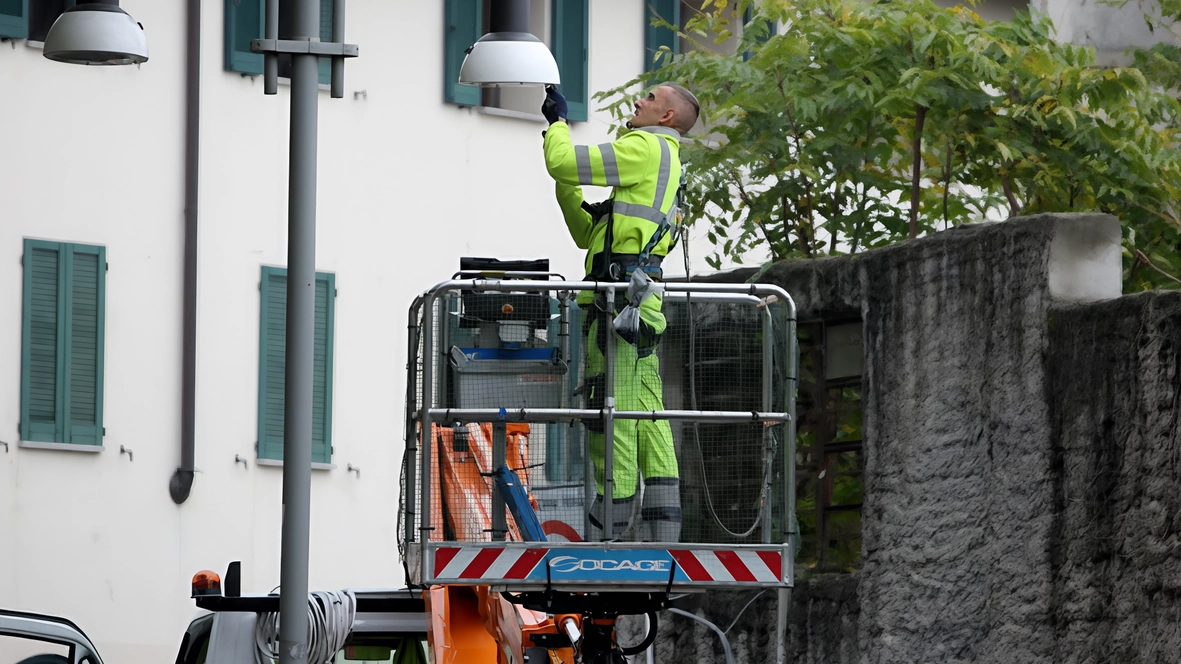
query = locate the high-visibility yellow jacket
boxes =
[543,121,682,304]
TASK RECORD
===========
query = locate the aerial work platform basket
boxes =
[400,262,799,595]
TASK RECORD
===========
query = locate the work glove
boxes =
[541,85,567,124]
[613,269,661,346]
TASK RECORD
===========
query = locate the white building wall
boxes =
[0,1,653,662]
[1032,0,1180,64]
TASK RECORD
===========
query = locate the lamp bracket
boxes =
[251,39,359,57]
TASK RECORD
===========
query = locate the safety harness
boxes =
[577,141,687,432]
[581,165,686,284]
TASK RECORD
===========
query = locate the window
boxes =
[644,0,679,72]
[257,266,335,464]
[0,0,27,39]
[795,319,864,572]
[0,633,72,664]
[443,0,589,122]
[674,0,771,59]
[1,1,83,43]
[20,240,106,447]
[225,0,336,85]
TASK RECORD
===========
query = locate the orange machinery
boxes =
[423,422,577,664]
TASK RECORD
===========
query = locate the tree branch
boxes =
[850,181,868,255]
[730,168,779,259]
[1136,249,1181,287]
[1001,169,1021,218]
[942,135,953,229]
[775,69,816,257]
[910,104,927,239]
[781,195,793,258]
[828,180,844,255]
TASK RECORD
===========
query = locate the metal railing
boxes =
[401,278,799,587]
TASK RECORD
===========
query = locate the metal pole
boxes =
[762,307,773,544]
[492,422,507,540]
[421,293,436,584]
[330,0,345,99]
[427,408,791,424]
[489,0,529,33]
[277,1,319,663]
[603,286,615,540]
[558,293,570,481]
[776,587,791,664]
[264,0,278,94]
[777,311,800,664]
[403,298,423,549]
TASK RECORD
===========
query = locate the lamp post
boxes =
[245,2,356,664]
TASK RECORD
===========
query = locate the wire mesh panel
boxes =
[659,297,792,545]
[401,278,797,588]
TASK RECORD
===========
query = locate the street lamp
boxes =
[43,0,148,66]
[458,0,558,87]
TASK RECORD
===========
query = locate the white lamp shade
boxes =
[458,33,559,87]
[44,4,148,66]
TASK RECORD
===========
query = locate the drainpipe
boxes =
[170,0,200,504]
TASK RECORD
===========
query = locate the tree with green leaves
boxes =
[597,0,1181,290]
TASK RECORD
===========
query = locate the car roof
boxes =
[0,609,103,664]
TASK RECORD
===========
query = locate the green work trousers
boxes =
[585,316,678,501]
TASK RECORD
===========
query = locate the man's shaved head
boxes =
[629,83,700,134]
[661,84,700,133]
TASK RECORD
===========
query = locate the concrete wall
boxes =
[653,213,1178,663]
[1046,291,1181,661]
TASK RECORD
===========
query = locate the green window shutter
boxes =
[259,268,287,460]
[552,0,588,122]
[22,241,62,442]
[312,274,335,463]
[0,0,28,39]
[225,0,264,75]
[644,0,679,73]
[317,0,333,85]
[443,0,482,106]
[258,267,335,464]
[66,244,105,446]
[20,240,105,446]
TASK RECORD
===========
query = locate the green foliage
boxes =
[594,0,1181,290]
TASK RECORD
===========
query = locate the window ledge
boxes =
[19,441,103,453]
[475,106,548,123]
[256,458,335,471]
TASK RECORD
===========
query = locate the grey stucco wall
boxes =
[780,216,1086,663]
[652,213,1179,662]
[1047,291,1181,661]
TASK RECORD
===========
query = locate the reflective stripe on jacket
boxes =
[543,122,682,281]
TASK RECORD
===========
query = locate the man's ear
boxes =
[660,107,676,126]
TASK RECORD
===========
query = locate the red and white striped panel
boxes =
[670,549,783,583]
[433,547,549,580]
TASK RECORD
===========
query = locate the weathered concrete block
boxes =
[1047,291,1181,662]
[1047,214,1122,302]
[676,213,1144,663]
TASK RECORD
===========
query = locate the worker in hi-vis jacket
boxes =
[540,82,699,542]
